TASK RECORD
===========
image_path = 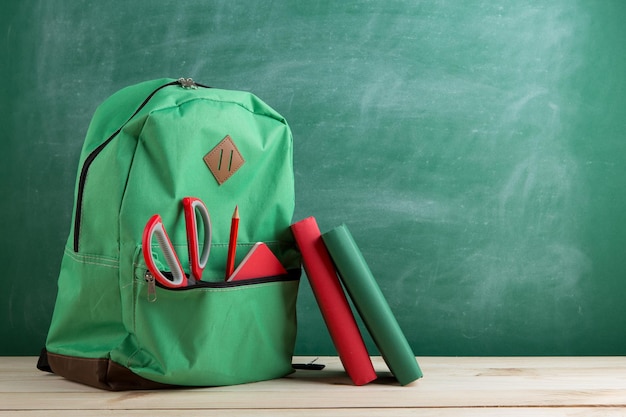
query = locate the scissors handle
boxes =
[142,214,188,288]
[182,197,212,282]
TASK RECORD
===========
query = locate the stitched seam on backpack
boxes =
[145,97,288,125]
[64,247,120,269]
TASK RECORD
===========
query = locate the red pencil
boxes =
[225,206,239,279]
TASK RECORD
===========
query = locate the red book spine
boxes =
[291,217,376,386]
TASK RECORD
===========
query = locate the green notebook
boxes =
[322,224,423,386]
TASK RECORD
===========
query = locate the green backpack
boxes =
[39,78,300,390]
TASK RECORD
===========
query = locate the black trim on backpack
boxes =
[37,348,53,373]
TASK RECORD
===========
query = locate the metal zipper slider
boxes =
[145,271,157,302]
[177,77,197,89]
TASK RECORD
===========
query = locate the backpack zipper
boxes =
[144,269,300,301]
[72,79,209,252]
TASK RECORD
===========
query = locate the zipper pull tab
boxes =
[177,77,197,89]
[145,271,157,302]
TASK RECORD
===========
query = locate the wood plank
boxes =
[4,386,625,410]
[2,409,626,417]
[5,356,626,392]
[1,356,625,412]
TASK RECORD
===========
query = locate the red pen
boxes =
[225,205,239,279]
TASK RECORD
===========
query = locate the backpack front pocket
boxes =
[110,252,299,387]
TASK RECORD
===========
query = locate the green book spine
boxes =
[322,224,423,385]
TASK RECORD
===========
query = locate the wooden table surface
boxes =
[1,356,625,416]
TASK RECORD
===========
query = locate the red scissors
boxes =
[142,197,212,288]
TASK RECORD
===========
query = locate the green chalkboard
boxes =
[2,1,626,356]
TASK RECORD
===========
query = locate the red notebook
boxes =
[227,242,287,282]
[291,217,377,386]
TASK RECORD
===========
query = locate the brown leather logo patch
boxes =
[204,135,245,185]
